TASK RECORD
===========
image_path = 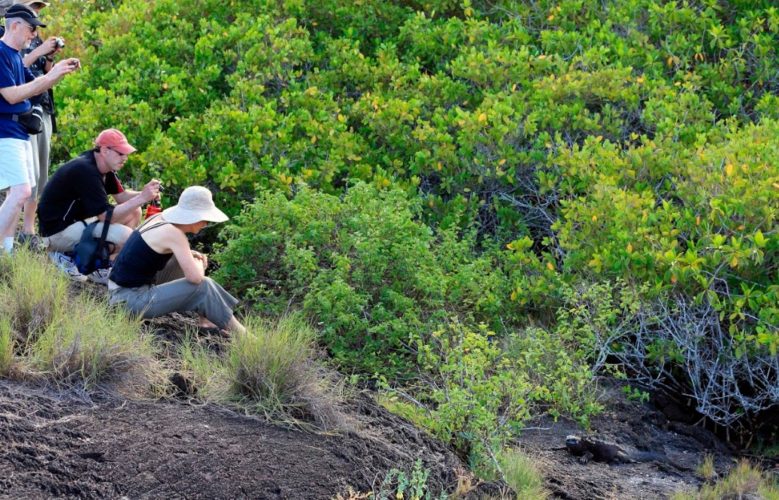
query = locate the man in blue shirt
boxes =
[0,3,78,254]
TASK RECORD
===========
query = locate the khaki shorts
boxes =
[47,217,132,253]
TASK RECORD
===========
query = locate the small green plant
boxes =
[497,448,548,499]
[375,459,447,500]
[622,385,650,404]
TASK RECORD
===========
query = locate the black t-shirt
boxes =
[38,151,123,237]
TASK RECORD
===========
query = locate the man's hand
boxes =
[47,58,80,82]
[140,179,162,203]
[31,37,61,60]
[192,251,208,270]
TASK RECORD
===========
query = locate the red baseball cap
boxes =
[94,128,137,155]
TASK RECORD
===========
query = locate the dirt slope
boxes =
[0,381,467,499]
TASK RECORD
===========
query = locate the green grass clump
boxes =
[0,250,67,343]
[498,448,548,499]
[32,297,158,391]
[181,314,343,430]
[0,316,14,377]
[672,460,779,500]
[696,454,717,482]
[0,249,159,392]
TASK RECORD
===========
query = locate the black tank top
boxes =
[109,220,174,288]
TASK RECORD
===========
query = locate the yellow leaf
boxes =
[478,113,487,123]
[510,290,517,301]
[627,243,633,254]
[337,114,346,123]
[696,216,701,226]
[730,256,739,268]
[498,158,507,166]
[310,135,317,144]
[547,14,555,21]
[591,215,598,222]
[725,163,735,176]
[436,162,443,171]
[546,262,554,271]
[635,75,645,84]
[671,274,677,284]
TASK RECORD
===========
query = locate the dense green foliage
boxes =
[45,0,778,469]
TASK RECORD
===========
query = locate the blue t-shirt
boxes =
[0,40,35,140]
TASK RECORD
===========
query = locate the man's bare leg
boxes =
[0,184,32,253]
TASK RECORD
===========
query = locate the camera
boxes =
[54,37,65,49]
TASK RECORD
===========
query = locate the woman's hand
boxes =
[192,251,208,270]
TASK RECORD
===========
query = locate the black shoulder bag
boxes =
[74,207,114,275]
[1,105,45,135]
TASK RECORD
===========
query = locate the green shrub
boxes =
[217,183,447,379]
[411,318,601,472]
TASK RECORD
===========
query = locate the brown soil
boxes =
[0,380,471,499]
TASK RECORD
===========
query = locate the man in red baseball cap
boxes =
[36,128,160,283]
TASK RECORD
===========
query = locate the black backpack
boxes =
[74,207,114,275]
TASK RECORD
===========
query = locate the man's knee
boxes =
[9,184,32,204]
[106,223,133,248]
[113,207,142,228]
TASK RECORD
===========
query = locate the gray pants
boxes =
[30,111,52,199]
[109,259,239,329]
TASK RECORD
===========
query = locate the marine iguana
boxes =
[565,435,665,464]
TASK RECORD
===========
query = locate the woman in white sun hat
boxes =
[108,186,246,335]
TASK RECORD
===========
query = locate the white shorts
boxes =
[0,137,36,191]
[47,217,133,253]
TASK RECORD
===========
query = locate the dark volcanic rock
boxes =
[0,381,464,499]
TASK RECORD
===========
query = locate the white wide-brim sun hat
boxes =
[161,186,228,225]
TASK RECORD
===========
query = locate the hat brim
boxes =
[114,144,137,155]
[28,18,46,27]
[161,205,229,225]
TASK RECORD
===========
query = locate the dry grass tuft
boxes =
[0,249,160,392]
[498,448,548,499]
[180,314,345,431]
[673,459,779,500]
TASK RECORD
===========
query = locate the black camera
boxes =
[54,37,65,49]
